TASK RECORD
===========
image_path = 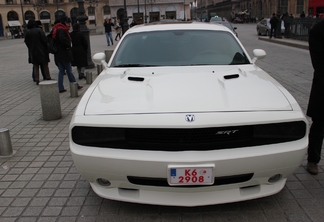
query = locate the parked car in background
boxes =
[233,17,243,23]
[210,20,238,37]
[210,16,223,22]
[257,18,285,36]
[70,21,308,207]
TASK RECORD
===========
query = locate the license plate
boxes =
[168,165,214,186]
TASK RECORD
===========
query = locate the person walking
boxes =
[115,20,122,41]
[32,20,46,82]
[24,19,52,85]
[52,16,82,93]
[269,13,278,39]
[70,23,88,80]
[306,19,324,175]
[104,18,114,46]
[130,19,137,28]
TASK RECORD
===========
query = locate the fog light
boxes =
[97,178,111,186]
[268,174,282,183]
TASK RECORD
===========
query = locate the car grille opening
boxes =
[71,121,306,151]
[127,173,254,187]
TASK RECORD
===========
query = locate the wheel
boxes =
[266,30,269,36]
[257,28,261,36]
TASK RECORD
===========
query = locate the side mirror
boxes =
[92,52,106,65]
[92,52,109,69]
[252,49,266,63]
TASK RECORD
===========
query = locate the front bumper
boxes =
[70,139,307,206]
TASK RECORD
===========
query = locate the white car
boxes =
[70,22,308,207]
[257,18,285,36]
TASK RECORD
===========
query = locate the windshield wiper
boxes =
[114,64,152,67]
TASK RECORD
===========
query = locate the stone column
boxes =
[0,128,13,156]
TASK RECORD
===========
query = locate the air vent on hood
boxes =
[128,77,144,82]
[224,74,239,79]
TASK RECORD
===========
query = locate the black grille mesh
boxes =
[126,126,252,144]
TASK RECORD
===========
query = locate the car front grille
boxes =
[71,121,306,151]
[127,126,251,145]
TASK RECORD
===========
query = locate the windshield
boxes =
[111,30,250,67]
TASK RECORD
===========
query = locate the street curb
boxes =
[258,37,309,50]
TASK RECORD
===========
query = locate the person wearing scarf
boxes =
[52,16,82,93]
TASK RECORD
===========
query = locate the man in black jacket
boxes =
[52,16,82,93]
[24,19,52,85]
[306,19,324,175]
[269,13,278,39]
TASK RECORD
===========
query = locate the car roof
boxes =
[126,21,231,34]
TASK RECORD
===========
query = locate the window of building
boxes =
[103,6,110,16]
[8,11,19,21]
[280,0,288,14]
[88,7,96,24]
[296,0,304,14]
[25,10,35,20]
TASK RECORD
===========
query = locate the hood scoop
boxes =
[128,76,145,82]
[224,74,239,79]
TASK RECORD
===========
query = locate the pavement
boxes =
[0,31,323,222]
[258,36,309,50]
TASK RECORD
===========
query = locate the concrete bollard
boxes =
[97,64,103,75]
[0,128,13,156]
[70,82,79,98]
[39,81,62,121]
[86,72,93,84]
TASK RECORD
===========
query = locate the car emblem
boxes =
[215,130,239,135]
[185,114,195,122]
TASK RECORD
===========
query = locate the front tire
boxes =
[257,29,261,36]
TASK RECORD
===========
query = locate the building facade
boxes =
[0,0,191,37]
[0,0,310,37]
[194,0,309,22]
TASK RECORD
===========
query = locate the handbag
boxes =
[47,32,58,54]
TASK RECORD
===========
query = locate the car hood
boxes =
[84,66,292,115]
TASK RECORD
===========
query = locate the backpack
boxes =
[47,32,58,54]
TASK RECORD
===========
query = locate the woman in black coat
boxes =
[24,19,52,84]
[306,19,324,175]
[70,23,88,79]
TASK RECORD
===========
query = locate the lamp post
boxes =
[20,0,27,30]
[137,0,139,23]
[144,0,147,23]
[184,0,186,21]
[276,0,282,38]
[33,0,43,20]
[77,0,94,68]
[200,0,202,21]
[55,0,59,20]
[122,0,129,34]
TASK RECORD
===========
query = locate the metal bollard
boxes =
[97,64,103,75]
[70,82,79,98]
[86,72,93,84]
[0,128,13,156]
[39,80,62,121]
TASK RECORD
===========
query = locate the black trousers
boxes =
[270,26,277,38]
[308,117,324,163]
